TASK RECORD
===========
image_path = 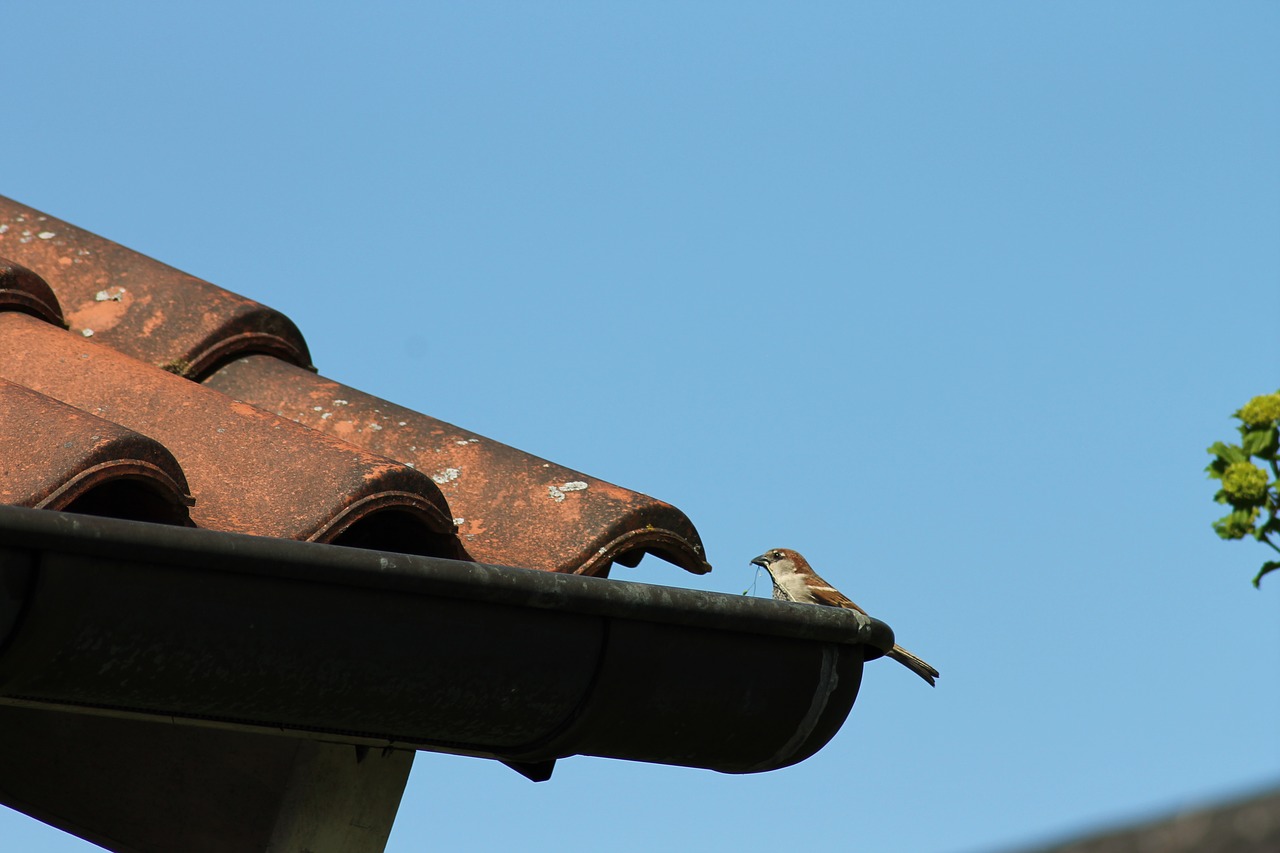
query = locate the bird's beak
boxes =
[750,554,770,569]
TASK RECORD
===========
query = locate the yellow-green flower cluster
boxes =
[1221,461,1270,504]
[1206,391,1280,585]
[1238,393,1280,427]
[1216,507,1260,540]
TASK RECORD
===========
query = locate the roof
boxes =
[0,194,891,851]
[0,193,711,576]
[1008,786,1280,853]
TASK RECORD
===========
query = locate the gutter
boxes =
[0,505,892,777]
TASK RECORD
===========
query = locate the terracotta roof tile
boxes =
[205,355,711,575]
[0,257,63,327]
[0,194,711,576]
[0,377,192,525]
[0,196,311,377]
[0,311,457,553]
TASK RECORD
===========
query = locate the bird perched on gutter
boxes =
[750,548,939,687]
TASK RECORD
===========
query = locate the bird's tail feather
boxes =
[887,644,939,687]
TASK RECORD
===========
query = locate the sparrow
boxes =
[750,548,939,686]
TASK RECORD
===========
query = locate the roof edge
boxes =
[0,505,887,774]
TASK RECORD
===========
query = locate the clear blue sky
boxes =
[5,4,1278,852]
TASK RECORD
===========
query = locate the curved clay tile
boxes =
[0,196,311,377]
[0,378,193,525]
[0,194,712,576]
[205,355,712,576]
[0,313,458,556]
[0,258,63,328]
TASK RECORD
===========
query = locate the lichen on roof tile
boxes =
[0,195,311,377]
[0,313,458,556]
[0,194,713,577]
[205,355,712,576]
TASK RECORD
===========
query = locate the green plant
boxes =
[1206,392,1280,586]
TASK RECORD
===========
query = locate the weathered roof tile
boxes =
[0,257,63,327]
[0,196,311,377]
[0,312,457,554]
[0,377,192,525]
[205,355,711,575]
[0,194,713,577]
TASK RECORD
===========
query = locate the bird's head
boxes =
[750,548,805,579]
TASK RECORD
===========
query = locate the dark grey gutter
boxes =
[0,505,892,776]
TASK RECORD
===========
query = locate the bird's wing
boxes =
[830,589,869,615]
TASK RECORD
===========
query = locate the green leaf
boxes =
[1252,560,1280,588]
[1241,427,1279,458]
[1262,428,1278,459]
[1207,442,1248,465]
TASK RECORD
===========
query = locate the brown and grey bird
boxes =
[750,548,939,686]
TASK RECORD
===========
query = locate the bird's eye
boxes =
[772,551,783,558]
